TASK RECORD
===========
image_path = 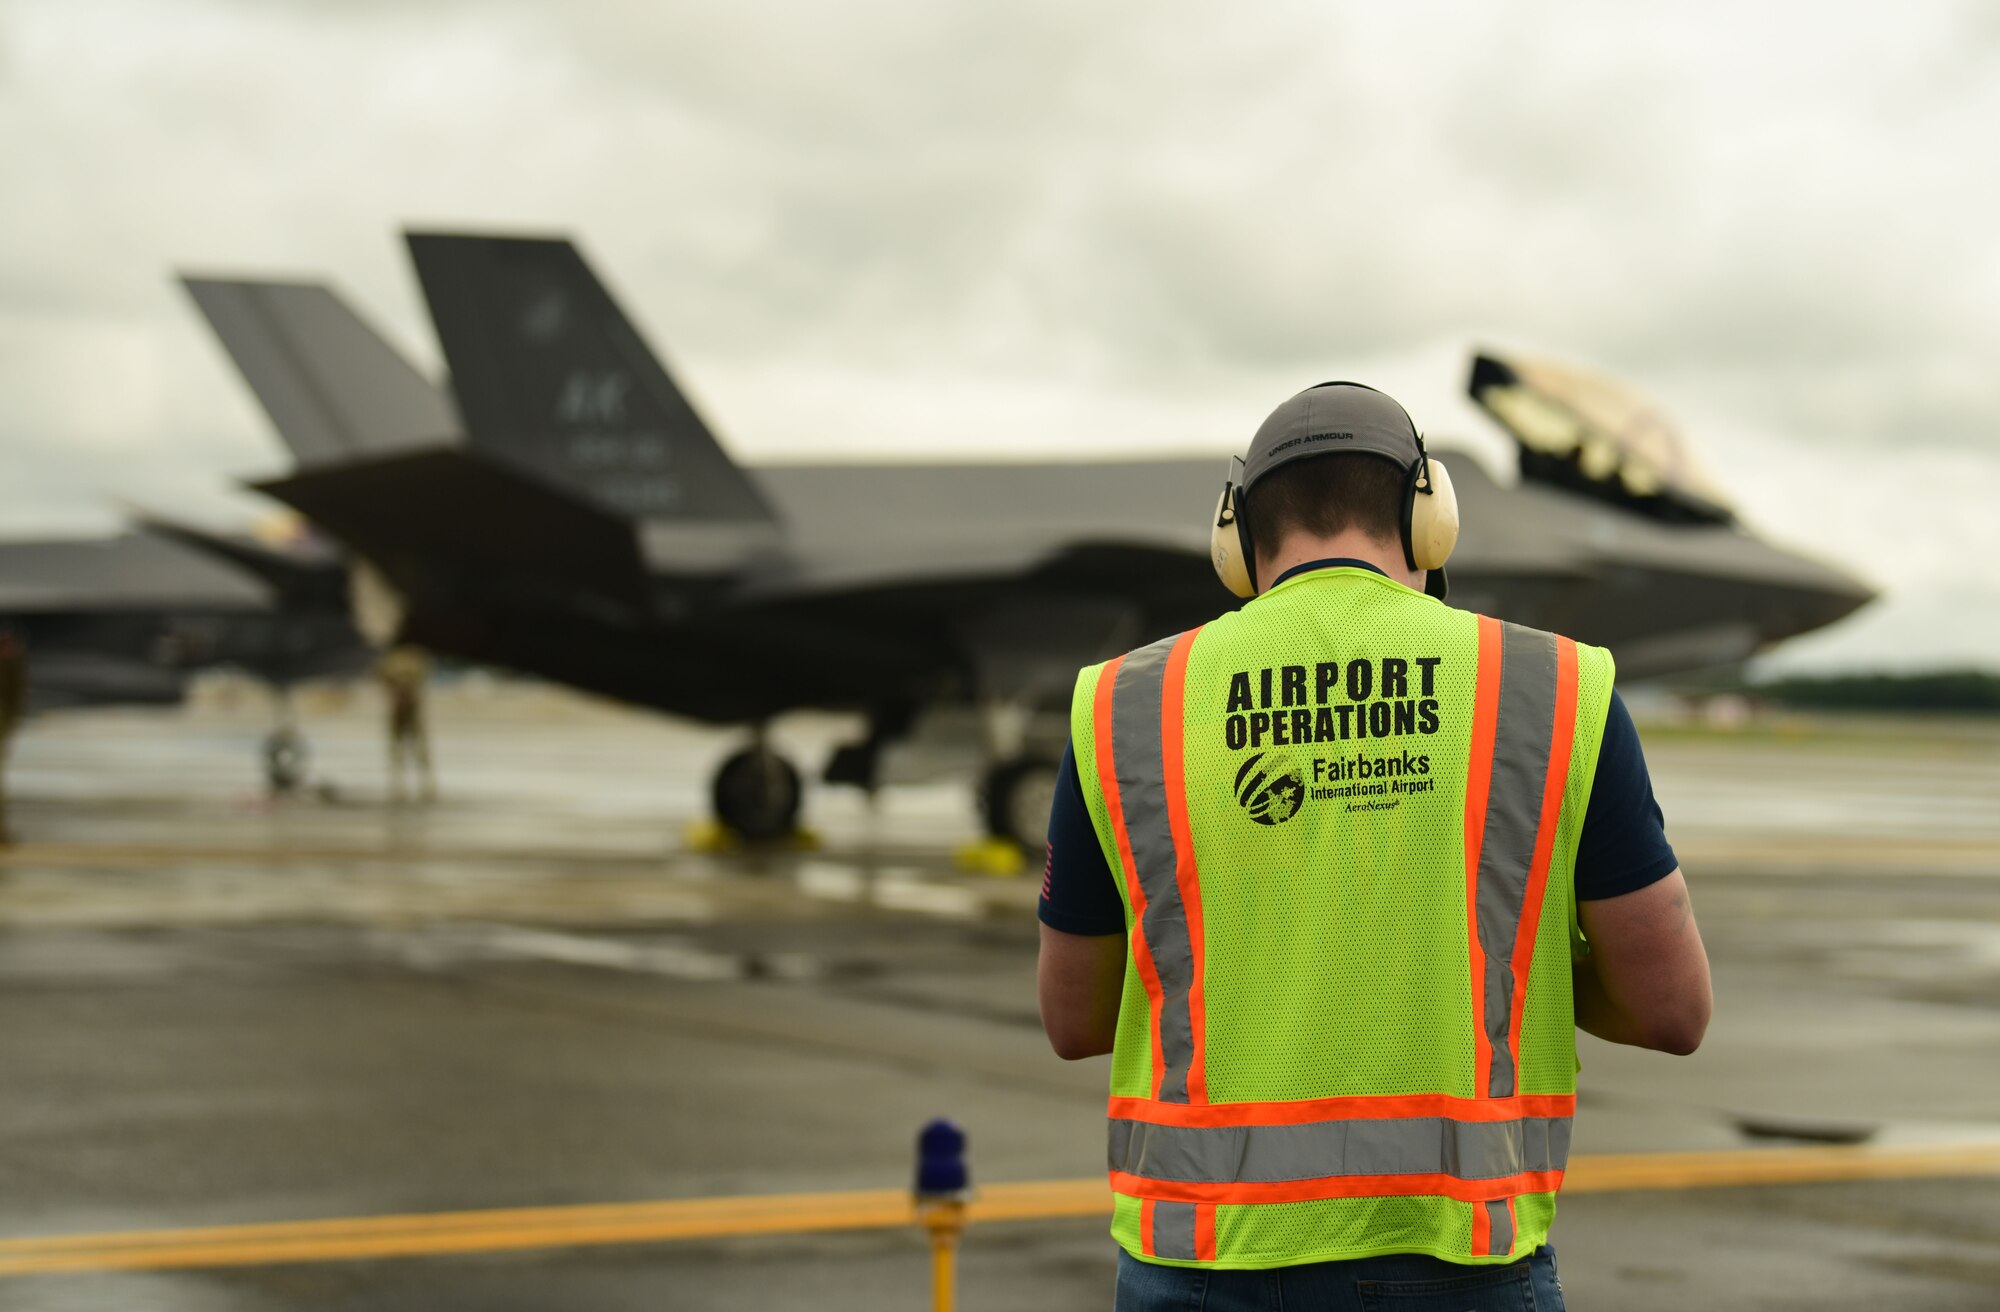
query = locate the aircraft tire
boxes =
[980,755,1061,850]
[712,747,802,843]
[263,728,309,793]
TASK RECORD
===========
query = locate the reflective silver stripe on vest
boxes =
[1484,1199,1515,1255]
[1150,1201,1198,1261]
[1111,632,1198,1104]
[1108,1115,1571,1184]
[1474,623,1559,1098]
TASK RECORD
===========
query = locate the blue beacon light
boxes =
[915,1118,970,1199]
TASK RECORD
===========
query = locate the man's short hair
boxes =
[1243,453,1405,561]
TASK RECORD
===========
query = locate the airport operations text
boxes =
[1223,656,1443,752]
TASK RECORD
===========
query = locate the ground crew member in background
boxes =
[0,630,23,844]
[377,645,435,803]
[1038,383,1711,1310]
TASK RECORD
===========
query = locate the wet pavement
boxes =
[1,692,1998,1310]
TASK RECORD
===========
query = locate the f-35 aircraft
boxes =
[181,233,1872,845]
[0,523,371,785]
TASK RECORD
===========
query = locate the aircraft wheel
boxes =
[263,727,309,793]
[712,747,802,843]
[980,755,1061,850]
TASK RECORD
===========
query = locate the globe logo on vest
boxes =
[1233,752,1304,825]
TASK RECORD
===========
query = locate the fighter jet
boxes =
[180,233,1871,846]
[0,523,370,785]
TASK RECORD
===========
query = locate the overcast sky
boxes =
[2,0,1995,671]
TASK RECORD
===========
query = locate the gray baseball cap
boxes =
[1240,382,1422,491]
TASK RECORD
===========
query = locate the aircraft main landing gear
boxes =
[711,745,802,843]
[980,755,1061,852]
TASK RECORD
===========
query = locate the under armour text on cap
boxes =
[1240,382,1424,492]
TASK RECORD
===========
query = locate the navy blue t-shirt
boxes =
[1037,573,1679,935]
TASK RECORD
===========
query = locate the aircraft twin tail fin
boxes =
[179,278,459,468]
[404,232,782,558]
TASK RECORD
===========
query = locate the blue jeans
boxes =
[1115,1245,1563,1311]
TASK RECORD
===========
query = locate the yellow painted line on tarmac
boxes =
[0,843,593,868]
[1563,1141,2000,1193]
[0,1181,1109,1277]
[3,1145,1997,1277]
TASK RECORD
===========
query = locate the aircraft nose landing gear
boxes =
[710,745,803,843]
[262,726,309,794]
[262,687,309,794]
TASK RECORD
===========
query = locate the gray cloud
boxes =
[506,1,2000,456]
[24,0,1977,451]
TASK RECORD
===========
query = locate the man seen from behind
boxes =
[1037,383,1712,1310]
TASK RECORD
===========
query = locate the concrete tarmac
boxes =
[1,693,1998,1310]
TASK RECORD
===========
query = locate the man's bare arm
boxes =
[1574,868,1712,1055]
[1037,923,1126,1060]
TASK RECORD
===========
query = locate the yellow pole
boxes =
[921,1201,964,1312]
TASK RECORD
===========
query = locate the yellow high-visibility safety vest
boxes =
[1070,566,1613,1270]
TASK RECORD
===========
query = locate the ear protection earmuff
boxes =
[1209,415,1460,600]
[1210,457,1255,600]
[1402,435,1460,574]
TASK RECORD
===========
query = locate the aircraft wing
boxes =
[127,513,348,612]
[729,459,1217,596]
[733,452,1866,685]
[0,532,274,613]
[733,454,1594,598]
